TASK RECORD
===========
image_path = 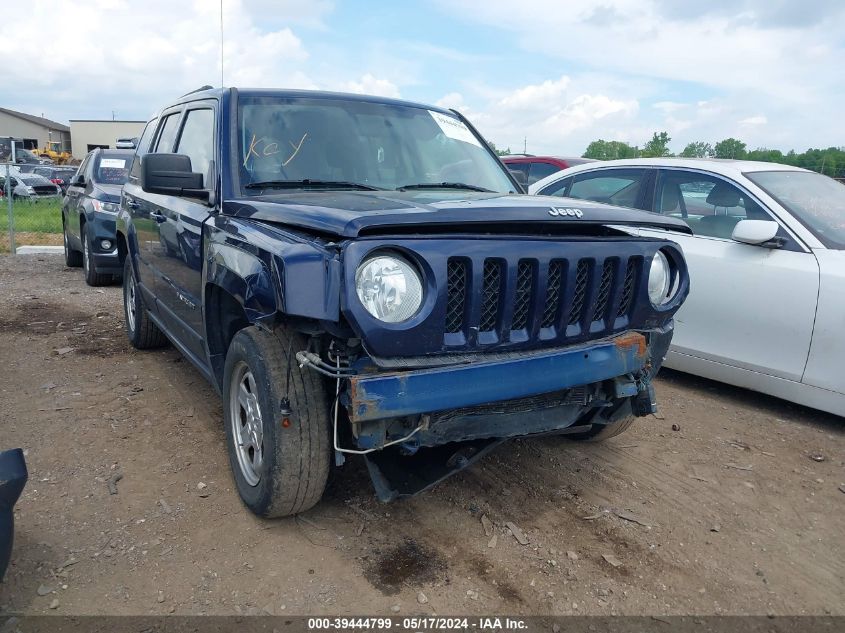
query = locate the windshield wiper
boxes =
[396,182,493,192]
[244,179,383,191]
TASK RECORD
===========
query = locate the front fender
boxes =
[206,239,279,324]
[205,215,341,323]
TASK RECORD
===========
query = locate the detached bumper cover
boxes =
[348,331,650,423]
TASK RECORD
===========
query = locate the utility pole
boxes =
[523,137,527,154]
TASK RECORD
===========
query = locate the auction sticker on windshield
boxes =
[429,111,481,147]
[100,159,126,169]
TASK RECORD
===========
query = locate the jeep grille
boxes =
[445,254,644,346]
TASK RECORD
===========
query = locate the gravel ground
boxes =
[0,254,842,616]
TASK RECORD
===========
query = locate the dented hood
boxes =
[221,191,692,238]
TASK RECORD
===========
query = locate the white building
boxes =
[69,119,147,159]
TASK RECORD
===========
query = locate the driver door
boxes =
[641,169,819,381]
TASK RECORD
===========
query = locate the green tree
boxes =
[487,141,512,157]
[680,141,713,158]
[713,138,747,159]
[641,131,672,157]
[746,148,785,163]
[583,139,639,160]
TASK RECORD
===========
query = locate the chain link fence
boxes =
[2,162,67,253]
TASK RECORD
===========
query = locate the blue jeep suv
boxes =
[117,87,690,516]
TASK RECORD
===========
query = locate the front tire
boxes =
[123,257,168,349]
[223,326,331,518]
[82,227,111,286]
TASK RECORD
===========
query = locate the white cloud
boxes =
[339,74,401,99]
[456,76,639,155]
[653,101,687,114]
[435,93,467,110]
[498,76,571,112]
[740,115,768,125]
[435,0,845,150]
[0,0,322,120]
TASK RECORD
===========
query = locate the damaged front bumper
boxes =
[348,329,659,424]
[329,327,672,501]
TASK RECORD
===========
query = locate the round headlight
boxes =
[648,250,673,306]
[355,254,424,323]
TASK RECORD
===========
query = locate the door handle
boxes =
[150,211,166,223]
[126,199,139,210]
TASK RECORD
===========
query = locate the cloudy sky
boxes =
[2,0,842,155]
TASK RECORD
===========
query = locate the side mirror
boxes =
[72,174,85,186]
[731,219,784,248]
[140,153,207,199]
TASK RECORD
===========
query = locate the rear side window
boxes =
[155,113,181,153]
[176,108,214,183]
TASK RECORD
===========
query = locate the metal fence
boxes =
[2,162,68,254]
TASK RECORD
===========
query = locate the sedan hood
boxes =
[222,191,692,238]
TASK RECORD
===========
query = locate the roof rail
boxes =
[181,85,215,97]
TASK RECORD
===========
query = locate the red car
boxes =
[501,155,596,188]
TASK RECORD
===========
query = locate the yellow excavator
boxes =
[35,141,72,164]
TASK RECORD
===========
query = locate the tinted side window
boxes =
[154,113,181,153]
[75,155,91,182]
[544,169,647,209]
[527,162,561,185]
[175,108,214,183]
[655,170,771,239]
[539,177,572,197]
[129,118,159,182]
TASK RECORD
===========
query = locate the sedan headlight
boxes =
[355,254,424,323]
[92,199,120,214]
[647,250,675,307]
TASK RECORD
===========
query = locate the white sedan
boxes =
[530,158,845,416]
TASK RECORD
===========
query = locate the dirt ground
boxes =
[0,254,842,617]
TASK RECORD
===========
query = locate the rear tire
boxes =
[82,227,111,286]
[123,257,168,349]
[223,325,331,518]
[63,223,82,267]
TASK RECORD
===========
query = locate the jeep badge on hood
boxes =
[549,207,583,218]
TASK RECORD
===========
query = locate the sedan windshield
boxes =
[746,171,845,249]
[237,96,515,194]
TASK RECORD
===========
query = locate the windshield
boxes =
[93,153,133,185]
[237,96,515,194]
[746,170,845,249]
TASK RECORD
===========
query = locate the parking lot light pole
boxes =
[5,163,14,254]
